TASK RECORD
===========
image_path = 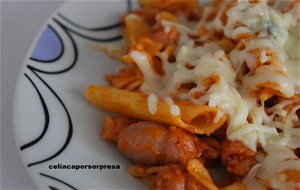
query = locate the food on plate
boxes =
[221,140,257,177]
[85,0,300,189]
[85,85,226,135]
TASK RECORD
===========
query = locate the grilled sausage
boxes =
[117,121,208,166]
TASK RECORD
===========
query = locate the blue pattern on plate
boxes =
[31,25,63,62]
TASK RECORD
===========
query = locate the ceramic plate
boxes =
[13,1,146,189]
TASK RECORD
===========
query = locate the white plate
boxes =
[13,1,146,189]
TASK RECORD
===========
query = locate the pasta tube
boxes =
[85,85,226,135]
[221,183,248,190]
[187,159,219,190]
[128,165,160,177]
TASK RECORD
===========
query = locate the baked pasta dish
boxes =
[85,0,300,189]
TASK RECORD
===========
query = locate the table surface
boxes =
[1,1,64,189]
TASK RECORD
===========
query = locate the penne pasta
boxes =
[123,13,151,46]
[187,159,219,190]
[128,165,161,177]
[85,85,226,135]
[221,183,248,190]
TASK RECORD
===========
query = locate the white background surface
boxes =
[1,1,63,189]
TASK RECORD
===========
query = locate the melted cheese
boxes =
[130,51,161,93]
[215,1,292,44]
[259,50,269,63]
[230,38,287,70]
[284,26,300,91]
[256,144,300,189]
[244,144,300,190]
[164,97,181,116]
[161,20,198,35]
[170,105,180,116]
[147,93,158,115]
[242,65,295,98]
[213,110,224,124]
[206,80,279,151]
